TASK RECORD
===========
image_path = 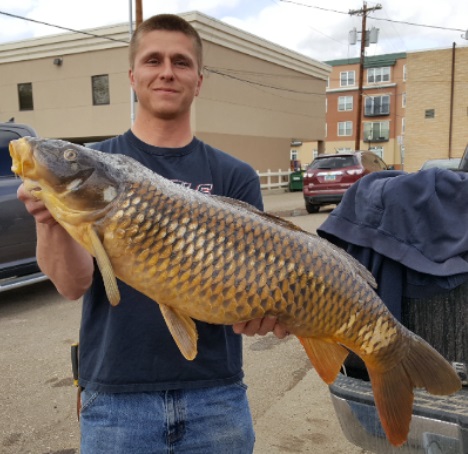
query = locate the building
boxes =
[324,52,407,169]
[0,11,330,173]
[320,46,468,172]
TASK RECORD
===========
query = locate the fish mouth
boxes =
[9,138,36,180]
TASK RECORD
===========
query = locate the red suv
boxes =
[303,150,389,213]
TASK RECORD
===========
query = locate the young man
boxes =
[18,14,287,453]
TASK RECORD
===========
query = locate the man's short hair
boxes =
[129,14,203,73]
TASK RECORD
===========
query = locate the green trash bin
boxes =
[289,170,303,191]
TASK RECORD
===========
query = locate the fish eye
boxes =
[64,149,77,161]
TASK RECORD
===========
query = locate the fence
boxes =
[256,169,291,190]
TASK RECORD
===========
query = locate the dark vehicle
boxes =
[303,150,388,213]
[0,122,47,292]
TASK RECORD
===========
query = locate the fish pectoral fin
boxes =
[297,336,349,384]
[159,304,198,361]
[88,227,120,306]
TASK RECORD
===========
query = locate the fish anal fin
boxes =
[298,336,349,384]
[159,304,198,361]
[89,227,120,306]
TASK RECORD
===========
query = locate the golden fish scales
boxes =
[8,137,461,447]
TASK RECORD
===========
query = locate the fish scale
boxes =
[9,136,461,447]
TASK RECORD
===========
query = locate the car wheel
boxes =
[305,202,320,213]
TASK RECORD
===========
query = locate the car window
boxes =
[0,130,17,177]
[361,152,387,172]
[0,124,36,177]
[309,156,356,170]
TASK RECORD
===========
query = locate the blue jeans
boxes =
[80,382,255,453]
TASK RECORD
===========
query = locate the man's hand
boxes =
[17,184,57,226]
[233,316,289,339]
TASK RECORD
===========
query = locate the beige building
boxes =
[404,45,468,171]
[0,11,330,173]
[310,45,468,172]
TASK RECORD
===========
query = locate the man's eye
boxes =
[175,60,189,67]
[147,58,160,65]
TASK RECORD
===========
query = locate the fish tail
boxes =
[367,335,461,447]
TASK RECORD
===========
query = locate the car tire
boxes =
[305,202,320,214]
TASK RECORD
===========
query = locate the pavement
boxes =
[262,189,306,217]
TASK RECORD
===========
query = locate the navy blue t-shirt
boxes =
[78,130,263,392]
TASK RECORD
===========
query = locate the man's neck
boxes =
[131,115,194,148]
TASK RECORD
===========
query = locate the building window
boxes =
[401,117,406,135]
[402,93,406,108]
[425,109,435,119]
[364,121,390,141]
[364,95,390,116]
[338,96,353,111]
[338,121,353,136]
[92,75,110,105]
[18,83,34,111]
[340,71,355,87]
[403,64,407,82]
[367,67,390,83]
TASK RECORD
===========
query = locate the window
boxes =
[92,75,110,105]
[367,67,390,83]
[338,96,353,111]
[403,64,407,82]
[338,121,353,136]
[18,83,34,111]
[425,109,435,119]
[340,71,355,87]
[402,93,406,108]
[364,121,390,141]
[364,95,390,116]
[401,117,406,135]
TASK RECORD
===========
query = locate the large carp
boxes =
[10,137,461,447]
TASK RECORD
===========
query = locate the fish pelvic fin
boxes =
[89,227,120,306]
[159,305,198,361]
[366,334,462,447]
[298,336,349,384]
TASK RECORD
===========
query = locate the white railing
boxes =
[256,169,292,190]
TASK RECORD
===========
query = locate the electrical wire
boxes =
[0,10,129,44]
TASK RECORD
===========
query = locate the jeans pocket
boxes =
[80,390,101,414]
[233,380,248,391]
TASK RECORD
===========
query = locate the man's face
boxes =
[129,30,203,121]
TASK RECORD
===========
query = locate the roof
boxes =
[0,11,330,80]
[324,52,407,68]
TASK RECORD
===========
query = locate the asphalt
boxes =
[261,189,307,217]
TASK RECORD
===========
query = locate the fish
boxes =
[9,136,461,447]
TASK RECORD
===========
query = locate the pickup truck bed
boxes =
[0,122,47,292]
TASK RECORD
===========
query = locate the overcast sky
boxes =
[0,0,467,62]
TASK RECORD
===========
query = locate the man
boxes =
[18,13,287,453]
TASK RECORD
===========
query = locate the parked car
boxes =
[303,150,389,213]
[420,158,461,170]
[0,122,48,292]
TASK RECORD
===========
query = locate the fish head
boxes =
[9,137,122,224]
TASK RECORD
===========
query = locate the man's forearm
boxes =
[36,222,94,300]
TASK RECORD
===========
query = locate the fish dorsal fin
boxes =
[159,304,198,360]
[298,336,349,384]
[88,227,120,306]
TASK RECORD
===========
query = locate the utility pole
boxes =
[135,0,143,27]
[349,2,382,150]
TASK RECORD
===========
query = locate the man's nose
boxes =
[160,60,175,80]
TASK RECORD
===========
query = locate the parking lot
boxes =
[0,192,368,453]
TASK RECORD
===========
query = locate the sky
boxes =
[0,0,467,63]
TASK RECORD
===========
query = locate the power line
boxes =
[0,10,129,44]
[278,0,465,33]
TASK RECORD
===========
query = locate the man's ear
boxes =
[128,68,135,88]
[195,74,203,97]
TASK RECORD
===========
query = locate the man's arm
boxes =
[18,184,94,300]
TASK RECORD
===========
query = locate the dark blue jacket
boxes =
[318,169,468,319]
